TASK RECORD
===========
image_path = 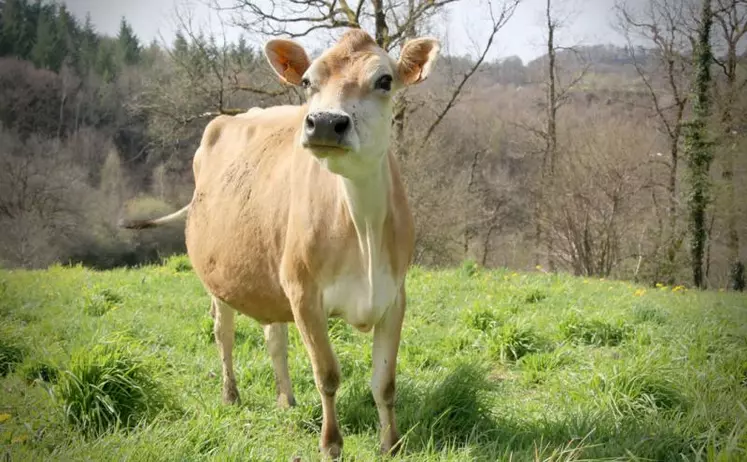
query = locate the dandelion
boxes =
[672,285,685,293]
[655,283,664,288]
[535,265,543,270]
[0,413,11,423]
[12,434,27,444]
[634,289,646,297]
[583,279,589,284]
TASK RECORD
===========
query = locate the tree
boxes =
[617,0,693,284]
[29,5,57,70]
[0,0,33,58]
[117,17,140,65]
[712,0,747,290]
[77,13,99,73]
[684,0,714,289]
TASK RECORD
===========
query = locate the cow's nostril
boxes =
[305,116,315,131]
[334,117,350,135]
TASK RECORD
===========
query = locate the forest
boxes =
[0,0,745,290]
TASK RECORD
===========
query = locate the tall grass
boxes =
[56,338,176,436]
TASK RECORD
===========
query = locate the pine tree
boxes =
[29,4,59,70]
[116,17,140,65]
[55,3,77,68]
[1,0,33,58]
[78,13,99,74]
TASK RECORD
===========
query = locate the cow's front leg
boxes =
[285,284,342,459]
[212,297,240,404]
[372,287,405,455]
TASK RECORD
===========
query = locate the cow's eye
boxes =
[301,77,311,89]
[375,75,392,91]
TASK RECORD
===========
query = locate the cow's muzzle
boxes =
[302,111,352,152]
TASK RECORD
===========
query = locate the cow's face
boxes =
[265,30,439,177]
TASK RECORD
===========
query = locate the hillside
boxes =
[1,259,746,460]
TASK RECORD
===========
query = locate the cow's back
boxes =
[186,106,305,323]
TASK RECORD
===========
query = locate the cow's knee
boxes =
[374,379,396,408]
[319,366,340,397]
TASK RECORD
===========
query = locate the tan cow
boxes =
[122,29,439,458]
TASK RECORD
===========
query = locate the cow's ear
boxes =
[397,37,440,85]
[264,39,311,86]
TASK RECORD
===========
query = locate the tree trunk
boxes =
[684,0,713,289]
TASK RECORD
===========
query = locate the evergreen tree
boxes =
[55,3,76,68]
[116,17,140,65]
[95,37,119,81]
[172,30,189,62]
[1,0,33,58]
[29,4,59,70]
[78,13,99,74]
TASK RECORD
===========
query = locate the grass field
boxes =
[1,257,746,461]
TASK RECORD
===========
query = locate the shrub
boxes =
[560,315,631,346]
[57,340,174,436]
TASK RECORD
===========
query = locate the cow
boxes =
[121,29,439,458]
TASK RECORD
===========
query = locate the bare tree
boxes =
[524,0,590,271]
[712,0,747,289]
[616,0,694,284]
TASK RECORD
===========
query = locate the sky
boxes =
[62,0,635,63]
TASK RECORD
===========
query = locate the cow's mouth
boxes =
[303,142,351,157]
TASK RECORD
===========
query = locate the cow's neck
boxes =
[339,152,391,285]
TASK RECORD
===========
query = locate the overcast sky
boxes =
[62,0,634,63]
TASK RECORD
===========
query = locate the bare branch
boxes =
[421,0,521,145]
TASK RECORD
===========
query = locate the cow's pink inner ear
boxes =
[265,40,311,86]
[397,38,440,85]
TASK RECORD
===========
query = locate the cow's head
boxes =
[265,29,439,177]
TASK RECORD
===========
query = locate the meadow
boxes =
[1,257,746,461]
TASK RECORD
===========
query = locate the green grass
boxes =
[0,262,746,460]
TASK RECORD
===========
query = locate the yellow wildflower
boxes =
[634,289,646,297]
[655,283,664,288]
[535,265,543,270]
[0,414,10,423]
[12,434,28,444]
[672,285,685,293]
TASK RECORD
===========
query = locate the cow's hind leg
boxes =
[264,323,296,408]
[372,288,405,455]
[212,297,240,404]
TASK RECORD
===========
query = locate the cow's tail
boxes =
[119,204,189,230]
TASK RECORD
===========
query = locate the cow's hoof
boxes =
[277,393,296,409]
[222,384,240,405]
[320,443,341,461]
[320,426,343,460]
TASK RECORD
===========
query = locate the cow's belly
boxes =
[322,268,399,332]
